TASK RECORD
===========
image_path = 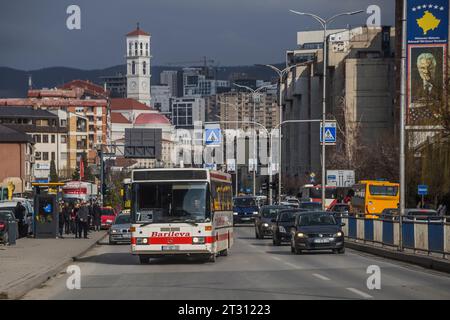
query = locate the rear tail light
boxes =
[0,222,5,231]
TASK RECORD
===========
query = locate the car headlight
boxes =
[111,229,118,233]
[233,212,238,215]
[253,211,258,215]
[263,223,269,228]
[296,232,307,238]
[278,226,286,233]
[334,231,343,237]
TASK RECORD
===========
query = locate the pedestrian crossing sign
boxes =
[320,122,337,144]
[205,127,221,146]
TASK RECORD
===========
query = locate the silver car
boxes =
[108,214,131,244]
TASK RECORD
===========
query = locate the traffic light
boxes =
[261,183,267,191]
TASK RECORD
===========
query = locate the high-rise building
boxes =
[160,70,180,98]
[126,24,151,106]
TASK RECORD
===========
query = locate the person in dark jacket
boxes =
[62,202,71,234]
[72,202,80,237]
[14,202,26,238]
[93,201,101,231]
[76,201,89,239]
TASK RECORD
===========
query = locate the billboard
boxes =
[406,0,449,126]
[124,128,162,159]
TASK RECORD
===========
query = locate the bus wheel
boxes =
[208,253,216,263]
[139,255,150,264]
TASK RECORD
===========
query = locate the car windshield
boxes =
[407,210,437,216]
[300,202,322,210]
[279,211,298,222]
[233,197,256,207]
[133,182,209,223]
[369,185,398,196]
[261,207,284,218]
[333,205,349,212]
[101,208,114,216]
[298,213,337,226]
[115,215,131,224]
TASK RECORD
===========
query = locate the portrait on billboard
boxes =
[408,45,445,125]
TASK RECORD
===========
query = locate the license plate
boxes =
[241,217,251,221]
[314,238,331,244]
[122,234,131,238]
[162,245,179,251]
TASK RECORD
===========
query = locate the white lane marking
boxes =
[346,287,373,299]
[272,256,282,261]
[312,273,331,281]
[284,262,303,269]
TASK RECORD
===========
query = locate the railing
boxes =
[334,214,450,259]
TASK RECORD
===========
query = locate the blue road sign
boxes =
[320,122,337,144]
[205,128,221,146]
[418,184,428,196]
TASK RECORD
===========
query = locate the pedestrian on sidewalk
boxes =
[77,201,89,239]
[72,201,80,237]
[14,202,26,238]
[57,201,65,239]
[63,202,71,235]
[93,200,101,231]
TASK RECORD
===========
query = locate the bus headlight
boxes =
[192,237,205,244]
[136,238,149,245]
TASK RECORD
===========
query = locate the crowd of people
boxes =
[57,200,102,239]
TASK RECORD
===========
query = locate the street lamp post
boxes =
[232,83,276,197]
[289,9,364,210]
[259,64,299,204]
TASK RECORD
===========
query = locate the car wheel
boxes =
[109,238,116,245]
[139,255,150,264]
[273,237,281,246]
[338,247,345,254]
[294,247,302,255]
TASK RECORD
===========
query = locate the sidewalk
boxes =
[0,231,106,299]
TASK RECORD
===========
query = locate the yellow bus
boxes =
[350,180,399,219]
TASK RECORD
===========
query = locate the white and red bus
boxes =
[130,168,234,264]
[298,184,338,209]
[62,181,97,202]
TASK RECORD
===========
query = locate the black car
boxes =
[290,211,345,254]
[254,205,287,239]
[0,210,17,244]
[272,209,307,246]
[299,202,322,211]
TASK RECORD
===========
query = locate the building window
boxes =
[60,119,67,127]
[36,119,49,127]
[43,135,49,143]
[51,152,55,161]
[43,152,49,161]
[61,135,67,143]
[61,152,67,161]
[77,118,87,132]
[129,42,132,56]
[146,43,149,56]
[143,61,146,75]
[140,42,143,56]
[132,61,136,75]
[135,42,138,56]
[34,135,41,143]
[51,135,55,143]
[35,152,41,160]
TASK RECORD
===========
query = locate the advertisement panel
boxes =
[406,0,449,126]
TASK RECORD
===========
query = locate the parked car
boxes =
[278,202,299,208]
[0,199,33,237]
[404,209,441,222]
[272,209,307,246]
[100,207,117,229]
[0,210,18,244]
[299,202,322,211]
[255,205,288,239]
[109,213,131,245]
[290,211,345,254]
[327,203,350,216]
[285,197,300,207]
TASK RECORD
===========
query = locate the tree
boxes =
[49,160,58,182]
[72,166,80,180]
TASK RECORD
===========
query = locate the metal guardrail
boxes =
[334,214,450,259]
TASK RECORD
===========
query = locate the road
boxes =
[23,226,450,300]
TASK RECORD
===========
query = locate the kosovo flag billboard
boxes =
[406,0,449,126]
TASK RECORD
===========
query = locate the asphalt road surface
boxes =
[23,226,450,300]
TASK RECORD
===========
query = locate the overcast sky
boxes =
[0,0,395,70]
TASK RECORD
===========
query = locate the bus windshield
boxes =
[133,182,209,223]
[369,185,398,196]
[233,197,256,207]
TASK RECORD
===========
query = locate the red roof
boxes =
[135,113,171,125]
[59,80,108,98]
[111,112,131,124]
[127,27,150,37]
[110,98,153,111]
